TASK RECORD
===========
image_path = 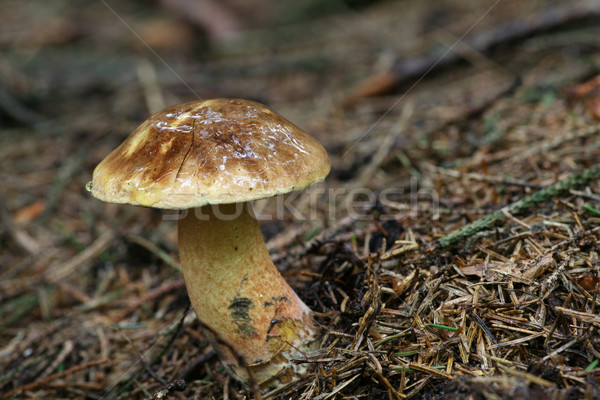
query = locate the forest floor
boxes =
[2,0,600,399]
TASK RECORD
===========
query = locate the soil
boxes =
[2,0,600,399]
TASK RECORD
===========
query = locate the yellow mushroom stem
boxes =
[178,203,317,387]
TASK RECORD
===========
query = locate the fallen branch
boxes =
[438,165,600,248]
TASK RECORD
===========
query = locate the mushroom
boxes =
[89,98,330,387]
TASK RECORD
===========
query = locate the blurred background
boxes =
[2,0,600,399]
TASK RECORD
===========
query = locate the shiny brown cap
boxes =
[89,99,330,209]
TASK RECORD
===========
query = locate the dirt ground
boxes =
[2,0,600,399]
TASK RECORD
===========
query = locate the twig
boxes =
[432,166,545,189]
[469,312,497,345]
[136,58,166,114]
[570,189,600,203]
[150,379,186,400]
[407,363,453,381]
[47,230,115,281]
[554,306,600,325]
[347,1,600,101]
[438,165,600,248]
[496,364,555,387]
[128,234,182,272]
[39,340,74,379]
[1,358,108,399]
[111,307,262,400]
[178,350,217,381]
[371,368,406,399]
[120,332,168,386]
[109,309,189,400]
[0,188,40,255]
[41,148,87,222]
[312,373,361,400]
[113,279,186,322]
[351,103,413,189]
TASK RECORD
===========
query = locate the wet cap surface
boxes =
[90,99,330,209]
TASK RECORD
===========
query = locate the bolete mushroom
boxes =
[89,98,330,387]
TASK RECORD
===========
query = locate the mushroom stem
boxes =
[178,203,317,387]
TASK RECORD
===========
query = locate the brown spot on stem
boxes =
[228,277,257,337]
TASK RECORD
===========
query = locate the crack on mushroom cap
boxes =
[91,98,330,209]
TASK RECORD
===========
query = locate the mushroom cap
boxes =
[90,98,330,209]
